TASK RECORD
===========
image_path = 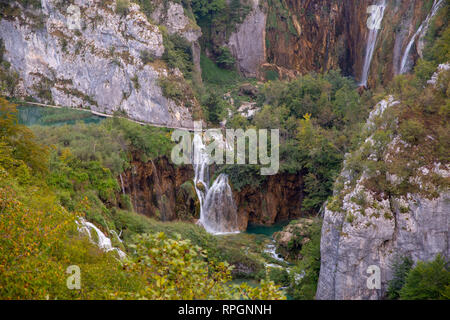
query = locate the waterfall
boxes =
[119,173,125,195]
[131,164,138,212]
[360,0,386,87]
[202,174,239,234]
[192,133,240,235]
[150,159,167,221]
[399,0,444,74]
[77,218,126,259]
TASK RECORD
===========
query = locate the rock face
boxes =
[150,1,202,77]
[233,173,305,228]
[0,0,198,128]
[121,156,195,221]
[120,157,305,228]
[207,0,442,86]
[316,95,450,300]
[265,0,440,86]
[227,0,266,77]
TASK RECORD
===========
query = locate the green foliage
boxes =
[116,0,130,16]
[399,255,450,300]
[202,91,229,124]
[140,50,155,64]
[161,28,193,77]
[0,104,285,300]
[399,119,425,144]
[32,118,173,174]
[216,46,236,70]
[157,76,185,103]
[219,165,267,192]
[217,70,364,213]
[133,0,155,18]
[387,255,414,300]
[0,98,49,176]
[122,232,235,299]
[287,218,322,300]
[28,117,173,230]
[191,0,227,22]
[200,54,240,86]
[0,41,19,96]
[268,267,290,287]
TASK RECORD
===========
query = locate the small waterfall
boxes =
[264,241,286,264]
[399,0,444,74]
[192,134,240,235]
[119,173,125,195]
[130,164,138,212]
[150,159,167,221]
[77,218,126,259]
[360,0,386,87]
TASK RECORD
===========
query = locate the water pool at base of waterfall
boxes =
[245,221,290,237]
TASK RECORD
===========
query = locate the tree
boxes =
[119,232,286,300]
[287,219,322,300]
[115,0,130,16]
[399,255,450,300]
[0,98,49,176]
[387,256,414,299]
[203,93,227,124]
[216,47,235,70]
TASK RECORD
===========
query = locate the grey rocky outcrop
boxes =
[227,0,266,77]
[0,0,197,128]
[150,1,202,76]
[316,94,449,300]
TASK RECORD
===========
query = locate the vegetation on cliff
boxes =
[220,70,376,214]
[0,98,285,299]
[387,255,450,300]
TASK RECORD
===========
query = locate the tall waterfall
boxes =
[360,0,386,87]
[192,134,240,235]
[399,0,444,74]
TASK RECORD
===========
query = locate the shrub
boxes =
[216,46,236,70]
[399,119,425,144]
[115,0,130,16]
[399,255,450,300]
[161,30,193,76]
[157,76,184,103]
[268,267,290,286]
[287,219,322,300]
[140,50,155,64]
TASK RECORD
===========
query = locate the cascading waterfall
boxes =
[399,0,444,74]
[131,164,138,212]
[77,218,126,259]
[202,174,239,234]
[192,134,240,235]
[119,173,125,195]
[360,0,386,87]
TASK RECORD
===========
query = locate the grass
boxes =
[200,54,241,87]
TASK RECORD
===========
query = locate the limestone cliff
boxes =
[316,68,450,299]
[227,0,266,78]
[0,0,200,127]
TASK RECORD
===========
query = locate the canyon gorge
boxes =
[0,0,448,301]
